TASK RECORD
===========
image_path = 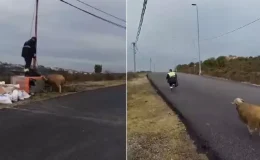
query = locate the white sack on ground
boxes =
[22,91,30,99]
[18,91,24,100]
[11,90,19,102]
[0,89,30,104]
[0,94,12,104]
[18,90,30,100]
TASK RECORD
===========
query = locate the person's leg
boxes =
[24,56,32,76]
[169,81,173,89]
[24,57,31,69]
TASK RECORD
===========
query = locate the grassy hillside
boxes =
[176,55,260,84]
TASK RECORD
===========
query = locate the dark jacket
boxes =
[21,38,36,58]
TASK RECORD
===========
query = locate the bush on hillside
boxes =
[94,64,102,73]
[176,55,260,84]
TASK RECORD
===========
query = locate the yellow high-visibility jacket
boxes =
[167,72,176,77]
[166,71,177,81]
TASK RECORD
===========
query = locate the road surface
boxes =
[0,85,126,160]
[148,73,260,160]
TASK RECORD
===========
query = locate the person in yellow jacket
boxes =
[166,69,178,89]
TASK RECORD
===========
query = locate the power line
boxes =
[201,17,260,42]
[60,0,126,29]
[74,0,126,22]
[135,45,140,53]
[29,1,36,37]
[135,0,148,43]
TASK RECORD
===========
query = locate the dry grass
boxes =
[127,75,208,160]
[64,80,125,92]
[0,80,125,109]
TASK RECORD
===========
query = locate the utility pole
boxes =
[153,63,155,72]
[35,0,39,39]
[192,4,201,76]
[132,42,136,72]
[33,0,39,69]
[149,58,152,72]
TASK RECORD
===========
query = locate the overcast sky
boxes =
[0,0,126,72]
[127,0,260,72]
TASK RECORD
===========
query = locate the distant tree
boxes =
[176,64,182,70]
[216,56,227,68]
[94,64,102,73]
[188,62,195,67]
[203,57,216,68]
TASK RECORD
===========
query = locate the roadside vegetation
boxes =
[177,55,260,84]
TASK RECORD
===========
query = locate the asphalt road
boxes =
[0,85,126,160]
[148,73,260,160]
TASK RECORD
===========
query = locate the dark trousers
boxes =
[23,56,41,77]
[24,56,33,70]
[168,77,178,86]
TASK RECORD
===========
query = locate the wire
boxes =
[30,1,36,37]
[201,17,260,42]
[60,0,126,29]
[135,0,148,43]
[135,44,141,54]
[74,0,126,22]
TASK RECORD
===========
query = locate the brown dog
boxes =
[232,98,260,136]
[42,74,65,93]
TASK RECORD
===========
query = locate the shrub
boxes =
[176,55,260,84]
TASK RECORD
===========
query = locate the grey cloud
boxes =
[127,0,260,72]
[0,0,126,72]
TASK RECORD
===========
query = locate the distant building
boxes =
[225,55,238,60]
[68,70,74,74]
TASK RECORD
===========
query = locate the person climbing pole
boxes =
[21,36,40,76]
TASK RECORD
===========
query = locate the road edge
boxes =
[146,74,220,160]
[1,84,126,110]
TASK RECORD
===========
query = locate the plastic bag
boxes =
[11,90,19,102]
[22,90,30,99]
[0,94,12,104]
[18,90,24,101]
